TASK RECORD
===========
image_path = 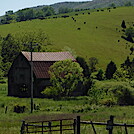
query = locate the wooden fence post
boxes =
[106,115,114,134]
[20,121,25,134]
[60,120,62,134]
[42,122,44,134]
[74,119,76,134]
[77,116,80,134]
[124,123,128,134]
[48,121,52,134]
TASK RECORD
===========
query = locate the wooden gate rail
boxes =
[80,115,134,134]
[81,121,134,127]
[21,118,76,134]
[21,116,134,134]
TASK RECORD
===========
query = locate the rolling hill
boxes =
[51,0,134,12]
[0,6,133,69]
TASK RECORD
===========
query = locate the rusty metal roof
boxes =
[21,51,76,79]
[22,51,76,61]
[33,62,53,78]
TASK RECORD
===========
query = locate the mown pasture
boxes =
[0,7,133,69]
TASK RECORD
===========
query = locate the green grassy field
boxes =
[0,81,134,134]
[0,7,134,69]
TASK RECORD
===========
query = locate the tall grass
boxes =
[0,80,134,133]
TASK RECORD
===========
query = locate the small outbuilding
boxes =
[8,51,76,97]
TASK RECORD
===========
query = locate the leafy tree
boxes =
[124,1,132,6]
[121,20,126,29]
[42,6,55,17]
[1,62,12,76]
[5,10,13,15]
[129,59,134,80]
[44,59,83,97]
[96,69,104,81]
[1,34,20,63]
[110,3,116,7]
[58,7,73,14]
[25,9,34,20]
[130,46,134,55]
[0,15,14,24]
[0,56,4,78]
[76,56,90,77]
[121,56,131,69]
[1,34,20,76]
[88,57,98,73]
[125,27,134,37]
[113,67,129,81]
[120,57,134,80]
[17,30,51,52]
[105,61,117,79]
[35,10,44,18]
[16,10,26,21]
[16,8,35,22]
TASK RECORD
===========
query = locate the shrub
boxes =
[42,86,60,99]
[14,104,26,113]
[111,85,134,105]
[89,81,134,106]
[100,98,116,107]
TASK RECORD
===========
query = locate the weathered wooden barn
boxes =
[8,51,76,98]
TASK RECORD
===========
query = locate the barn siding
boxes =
[8,54,31,97]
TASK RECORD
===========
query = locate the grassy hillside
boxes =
[0,6,133,69]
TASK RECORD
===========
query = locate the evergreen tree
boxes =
[105,61,117,79]
[76,56,90,77]
[121,20,126,29]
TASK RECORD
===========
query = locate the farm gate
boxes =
[21,116,134,134]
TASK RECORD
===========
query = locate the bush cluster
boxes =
[88,81,134,106]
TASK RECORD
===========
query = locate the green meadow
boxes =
[0,7,134,69]
[0,82,134,133]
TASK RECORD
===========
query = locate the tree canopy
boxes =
[105,61,117,79]
[44,59,83,97]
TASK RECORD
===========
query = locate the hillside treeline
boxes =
[0,6,84,25]
[0,6,55,24]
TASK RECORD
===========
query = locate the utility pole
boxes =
[24,42,38,113]
[30,42,33,113]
